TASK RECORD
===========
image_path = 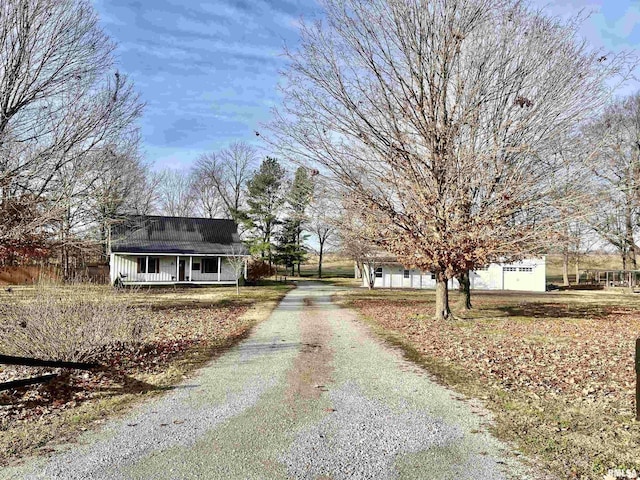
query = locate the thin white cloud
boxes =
[92,0,316,165]
[609,4,640,37]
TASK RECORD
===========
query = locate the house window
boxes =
[193,262,201,271]
[148,258,159,273]
[374,267,383,278]
[431,273,436,280]
[519,267,533,272]
[202,258,217,273]
[504,267,517,272]
[137,257,159,274]
[403,269,410,278]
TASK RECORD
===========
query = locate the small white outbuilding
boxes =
[360,257,546,292]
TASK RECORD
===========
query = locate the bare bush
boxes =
[0,288,150,362]
[247,260,275,282]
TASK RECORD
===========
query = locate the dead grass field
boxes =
[336,287,640,479]
[0,282,292,465]
[546,253,623,285]
[299,254,355,278]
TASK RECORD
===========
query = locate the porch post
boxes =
[244,257,248,280]
[189,256,193,282]
[218,256,221,282]
[176,255,179,281]
[145,256,149,282]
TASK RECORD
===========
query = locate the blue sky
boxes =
[92,0,640,172]
[92,0,322,170]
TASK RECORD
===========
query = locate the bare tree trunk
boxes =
[365,262,375,289]
[297,229,302,277]
[434,277,451,321]
[626,207,637,269]
[574,259,580,285]
[457,270,472,310]
[562,247,570,286]
[318,240,324,278]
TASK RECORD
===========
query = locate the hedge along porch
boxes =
[109,216,248,286]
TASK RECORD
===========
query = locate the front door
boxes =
[179,260,186,281]
[402,269,412,288]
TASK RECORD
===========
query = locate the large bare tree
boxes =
[89,138,149,256]
[189,169,227,219]
[268,0,631,319]
[0,0,142,258]
[584,93,640,270]
[193,142,257,222]
[308,179,338,278]
[545,138,598,286]
[156,169,196,217]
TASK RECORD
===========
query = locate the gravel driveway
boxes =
[2,282,535,480]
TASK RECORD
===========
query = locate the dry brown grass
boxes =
[337,287,640,479]
[299,254,355,278]
[546,253,623,284]
[0,283,292,465]
[0,286,149,362]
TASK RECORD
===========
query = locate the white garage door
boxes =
[503,266,535,290]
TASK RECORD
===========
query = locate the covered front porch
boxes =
[110,253,247,285]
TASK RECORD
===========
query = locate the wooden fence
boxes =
[0,265,109,285]
[0,354,98,392]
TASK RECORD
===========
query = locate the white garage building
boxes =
[360,257,546,292]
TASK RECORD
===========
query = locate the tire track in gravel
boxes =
[280,284,538,480]
[285,297,334,416]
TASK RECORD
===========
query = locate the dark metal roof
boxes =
[110,216,247,255]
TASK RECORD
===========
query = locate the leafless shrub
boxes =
[0,288,150,362]
[247,260,275,282]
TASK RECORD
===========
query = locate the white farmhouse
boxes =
[109,215,248,286]
[360,257,546,292]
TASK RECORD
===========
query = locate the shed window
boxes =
[374,267,383,278]
[504,266,517,272]
[403,269,410,278]
[519,267,533,272]
[202,258,217,273]
[431,273,436,280]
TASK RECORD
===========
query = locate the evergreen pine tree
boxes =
[274,218,299,276]
[244,157,287,267]
[287,167,314,275]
